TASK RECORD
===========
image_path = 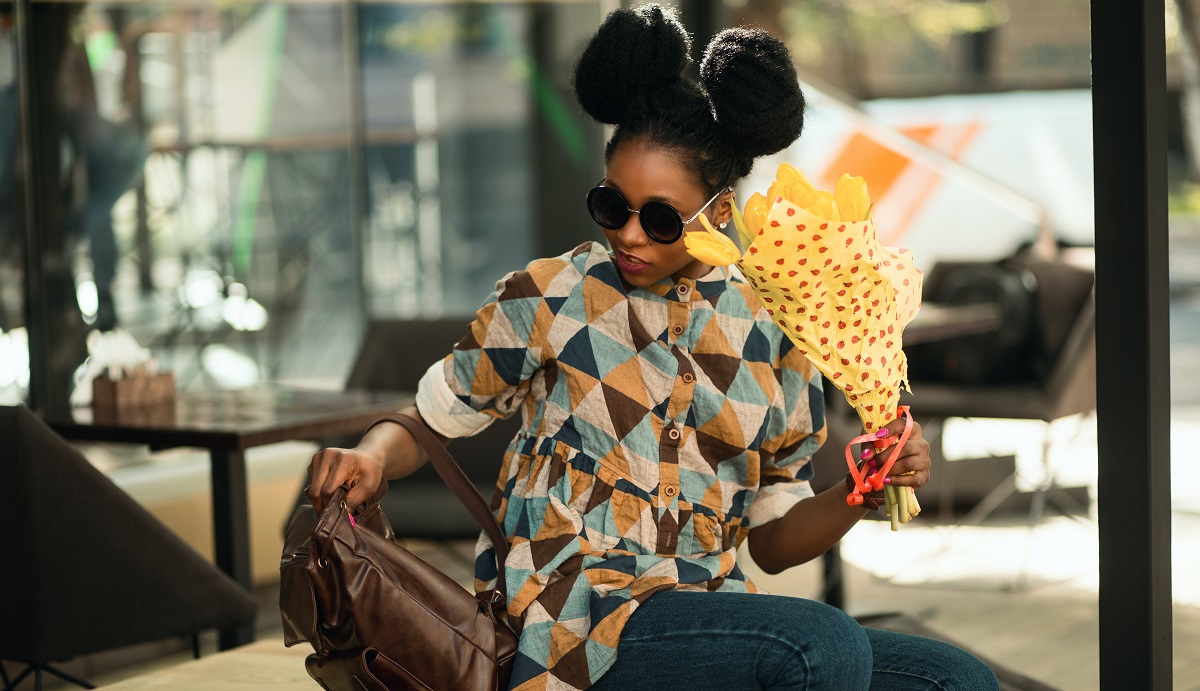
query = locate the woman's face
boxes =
[600,139,732,289]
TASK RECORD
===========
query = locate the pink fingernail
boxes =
[860,448,874,460]
[883,477,892,485]
[876,429,889,438]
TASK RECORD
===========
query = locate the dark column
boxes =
[530,4,604,257]
[14,0,84,417]
[1092,0,1173,688]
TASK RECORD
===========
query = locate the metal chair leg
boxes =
[1037,411,1095,524]
[42,664,95,689]
[3,664,95,691]
[958,471,1019,526]
[3,665,33,691]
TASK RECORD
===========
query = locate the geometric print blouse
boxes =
[415,241,827,691]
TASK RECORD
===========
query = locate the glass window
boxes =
[359,2,603,320]
[359,3,539,318]
[0,3,27,404]
[8,0,601,398]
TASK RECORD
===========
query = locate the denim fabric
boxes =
[588,590,999,691]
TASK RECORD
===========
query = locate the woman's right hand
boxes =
[306,446,387,515]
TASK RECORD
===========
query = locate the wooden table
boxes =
[48,387,413,650]
[99,640,313,690]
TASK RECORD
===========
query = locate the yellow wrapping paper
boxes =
[686,164,922,432]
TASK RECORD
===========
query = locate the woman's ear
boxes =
[712,189,736,227]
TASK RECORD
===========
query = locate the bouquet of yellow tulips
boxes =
[686,164,924,528]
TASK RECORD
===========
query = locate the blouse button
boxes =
[663,485,678,498]
[682,372,694,384]
[667,428,681,441]
[671,325,684,336]
[677,284,690,297]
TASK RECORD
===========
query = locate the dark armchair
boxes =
[900,256,1097,524]
[0,406,257,691]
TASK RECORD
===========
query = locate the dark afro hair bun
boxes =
[573,4,691,125]
[701,28,805,158]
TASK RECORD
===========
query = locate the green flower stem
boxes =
[885,485,899,531]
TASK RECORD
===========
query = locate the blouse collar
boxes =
[640,264,731,302]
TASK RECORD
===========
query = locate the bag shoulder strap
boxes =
[365,414,510,594]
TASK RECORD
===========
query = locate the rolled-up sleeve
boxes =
[746,339,827,528]
[415,264,551,439]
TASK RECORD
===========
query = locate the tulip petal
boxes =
[744,192,769,238]
[798,189,836,220]
[834,174,870,222]
[684,215,742,266]
[776,164,816,196]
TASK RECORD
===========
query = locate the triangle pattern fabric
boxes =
[421,242,829,691]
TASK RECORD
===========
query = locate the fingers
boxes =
[306,448,380,514]
[886,432,931,488]
[306,451,332,514]
[344,467,381,510]
[883,415,918,439]
[863,418,930,489]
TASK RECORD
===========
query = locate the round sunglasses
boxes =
[586,181,726,244]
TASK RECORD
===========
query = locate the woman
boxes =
[308,6,999,690]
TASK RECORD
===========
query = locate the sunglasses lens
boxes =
[640,202,684,243]
[587,187,629,229]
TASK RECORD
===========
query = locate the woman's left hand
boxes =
[862,416,931,489]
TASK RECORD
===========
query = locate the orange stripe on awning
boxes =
[819,133,911,198]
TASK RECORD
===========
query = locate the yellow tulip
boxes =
[834,174,870,223]
[743,192,770,239]
[684,214,742,267]
[775,163,816,194]
[796,189,836,220]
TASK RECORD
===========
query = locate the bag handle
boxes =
[364,413,510,596]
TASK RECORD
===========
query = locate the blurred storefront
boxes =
[1,0,1109,411]
[1,0,609,411]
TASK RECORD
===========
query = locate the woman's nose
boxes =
[616,213,649,246]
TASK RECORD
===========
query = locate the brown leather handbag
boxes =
[280,414,518,691]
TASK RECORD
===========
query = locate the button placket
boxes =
[661,428,681,502]
[667,294,689,346]
[656,423,683,554]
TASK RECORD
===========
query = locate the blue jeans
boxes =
[589,591,999,691]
